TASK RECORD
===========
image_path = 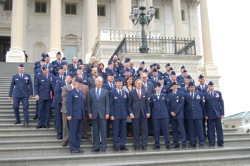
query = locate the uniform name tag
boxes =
[196,95,201,99]
[114,97,118,99]
[143,96,145,98]
[15,79,19,80]
[75,95,79,98]
[41,80,44,82]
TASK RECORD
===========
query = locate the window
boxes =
[97,5,106,17]
[154,8,160,20]
[65,3,77,15]
[181,10,185,21]
[3,0,12,11]
[35,1,47,13]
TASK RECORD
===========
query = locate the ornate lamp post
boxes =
[129,0,155,53]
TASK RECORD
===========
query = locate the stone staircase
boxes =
[0,62,250,166]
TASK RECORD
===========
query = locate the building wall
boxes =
[0,0,201,62]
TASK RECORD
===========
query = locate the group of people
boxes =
[8,52,225,153]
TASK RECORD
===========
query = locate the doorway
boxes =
[0,36,11,62]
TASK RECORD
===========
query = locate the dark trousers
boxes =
[207,118,224,145]
[69,119,83,151]
[112,119,127,148]
[188,119,204,145]
[172,118,187,146]
[132,111,148,147]
[38,99,51,127]
[92,116,107,150]
[13,97,29,123]
[54,103,62,137]
[153,118,170,148]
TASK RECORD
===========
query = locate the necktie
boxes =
[119,90,122,97]
[138,90,141,99]
[144,83,147,91]
[20,74,23,78]
[96,88,100,100]
[157,94,160,100]
[110,83,113,89]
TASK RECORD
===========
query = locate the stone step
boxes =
[0,135,249,148]
[0,146,249,163]
[0,123,55,129]
[0,133,56,141]
[0,128,56,135]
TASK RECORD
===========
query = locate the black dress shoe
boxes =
[114,148,119,151]
[24,122,29,127]
[190,144,196,148]
[82,136,89,139]
[120,147,129,151]
[134,147,139,150]
[45,126,49,129]
[62,142,67,147]
[153,146,160,150]
[166,145,171,149]
[101,149,106,152]
[71,150,79,153]
[36,126,42,129]
[50,115,54,120]
[33,115,38,120]
[182,144,187,148]
[91,149,100,152]
[14,122,21,125]
[172,144,180,148]
[199,144,204,148]
[142,146,147,150]
[218,143,224,147]
[209,144,215,147]
[57,136,62,140]
[78,149,84,153]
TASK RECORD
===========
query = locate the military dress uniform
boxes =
[66,84,85,153]
[184,87,205,147]
[8,65,33,126]
[34,68,54,128]
[150,90,171,149]
[109,87,129,150]
[168,89,186,148]
[204,82,224,146]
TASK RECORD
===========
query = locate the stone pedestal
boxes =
[202,64,221,90]
[6,50,25,62]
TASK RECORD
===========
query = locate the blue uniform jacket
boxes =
[52,80,66,106]
[34,74,54,100]
[204,91,224,119]
[109,89,129,119]
[9,73,33,98]
[196,84,208,93]
[66,88,85,120]
[168,90,185,119]
[150,93,170,119]
[184,92,205,119]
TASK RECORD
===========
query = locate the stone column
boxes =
[6,0,26,62]
[48,0,62,60]
[146,0,154,30]
[172,0,182,38]
[200,0,220,89]
[84,0,98,63]
[115,0,132,29]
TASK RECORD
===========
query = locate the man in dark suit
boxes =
[204,81,224,147]
[34,65,54,128]
[87,67,98,89]
[150,82,171,150]
[68,57,78,72]
[168,82,186,148]
[66,78,85,153]
[184,82,205,148]
[128,79,150,150]
[88,76,110,152]
[8,63,33,127]
[110,78,129,151]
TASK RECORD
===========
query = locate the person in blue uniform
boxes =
[52,73,73,139]
[168,82,186,148]
[150,82,171,149]
[204,81,224,147]
[34,65,54,128]
[184,82,205,148]
[128,79,150,150]
[66,78,85,153]
[34,53,46,75]
[8,63,33,127]
[110,78,129,151]
[51,52,62,76]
